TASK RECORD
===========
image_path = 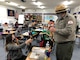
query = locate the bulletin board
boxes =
[7,9,15,16]
[25,13,42,22]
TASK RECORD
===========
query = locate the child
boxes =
[5,34,32,60]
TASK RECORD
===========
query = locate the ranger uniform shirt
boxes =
[54,13,76,43]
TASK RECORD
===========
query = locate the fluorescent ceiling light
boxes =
[38,5,45,9]
[19,6,26,9]
[6,2,19,6]
[62,1,74,5]
[6,2,26,9]
[32,0,35,1]
[32,1,43,5]
[0,0,5,2]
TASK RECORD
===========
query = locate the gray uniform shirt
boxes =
[54,13,76,43]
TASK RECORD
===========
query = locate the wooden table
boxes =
[7,28,15,31]
[2,31,16,35]
[26,47,51,60]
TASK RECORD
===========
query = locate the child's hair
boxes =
[5,34,12,51]
[6,34,12,45]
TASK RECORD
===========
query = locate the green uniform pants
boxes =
[56,41,75,60]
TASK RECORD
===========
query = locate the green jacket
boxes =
[54,13,76,43]
[42,30,51,40]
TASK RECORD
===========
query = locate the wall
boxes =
[0,5,17,24]
[0,5,78,24]
[73,5,80,27]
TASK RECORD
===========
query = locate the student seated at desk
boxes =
[15,22,18,29]
[48,20,54,25]
[28,20,38,30]
[32,20,37,27]
[3,22,9,32]
[5,34,32,60]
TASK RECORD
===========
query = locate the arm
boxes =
[18,40,24,44]
[7,43,26,50]
[7,38,33,50]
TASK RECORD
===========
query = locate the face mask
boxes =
[57,14,63,20]
[57,14,61,19]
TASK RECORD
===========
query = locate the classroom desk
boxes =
[22,32,29,36]
[7,28,15,31]
[22,32,30,39]
[2,31,16,35]
[34,29,43,32]
[76,34,80,48]
[26,47,51,60]
[22,31,38,38]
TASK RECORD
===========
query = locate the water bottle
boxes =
[45,41,49,50]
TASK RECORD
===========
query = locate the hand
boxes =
[40,32,44,35]
[12,34,16,40]
[53,27,56,32]
[25,38,33,44]
[49,27,56,32]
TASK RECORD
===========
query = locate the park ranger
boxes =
[52,4,76,60]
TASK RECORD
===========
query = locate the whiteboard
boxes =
[0,6,8,24]
[18,14,25,24]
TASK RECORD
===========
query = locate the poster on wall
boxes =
[7,9,15,16]
[18,14,25,24]
[44,15,58,24]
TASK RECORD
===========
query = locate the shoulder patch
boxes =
[68,20,73,24]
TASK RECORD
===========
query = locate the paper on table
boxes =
[35,29,43,31]
[30,52,39,59]
[23,32,29,36]
[32,47,46,58]
[32,47,45,53]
